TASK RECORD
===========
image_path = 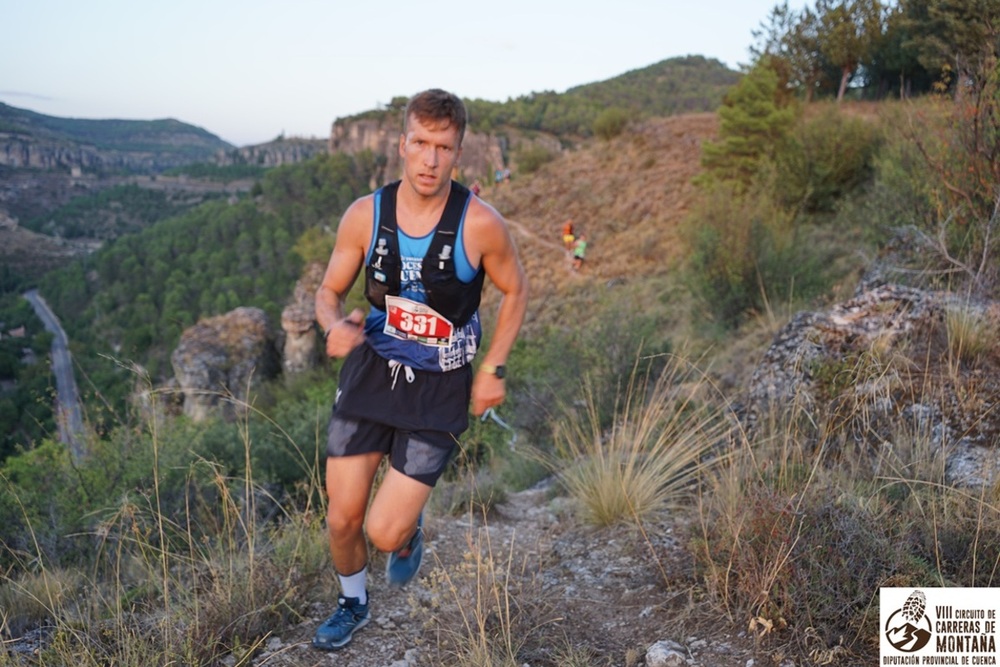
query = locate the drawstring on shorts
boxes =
[387,359,415,390]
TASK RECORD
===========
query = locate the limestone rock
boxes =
[170,307,279,421]
[214,137,327,168]
[748,284,937,412]
[645,639,689,667]
[747,283,1000,488]
[280,261,326,375]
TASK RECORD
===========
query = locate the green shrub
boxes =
[682,180,790,327]
[699,63,797,191]
[775,104,880,212]
[505,295,672,444]
[292,225,335,264]
[515,145,556,174]
[593,108,629,140]
[860,95,1000,294]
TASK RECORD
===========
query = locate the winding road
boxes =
[23,289,86,461]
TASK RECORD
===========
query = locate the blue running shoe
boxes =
[313,594,370,650]
[386,514,424,588]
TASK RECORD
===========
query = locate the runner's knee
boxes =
[326,505,365,540]
[365,513,412,553]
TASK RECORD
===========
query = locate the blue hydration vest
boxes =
[362,181,484,373]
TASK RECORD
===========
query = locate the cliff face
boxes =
[214,138,329,168]
[0,102,232,174]
[0,133,207,173]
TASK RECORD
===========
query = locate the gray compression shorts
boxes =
[325,416,457,487]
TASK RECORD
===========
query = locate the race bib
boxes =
[383,295,455,347]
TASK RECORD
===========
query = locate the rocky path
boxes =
[251,480,762,667]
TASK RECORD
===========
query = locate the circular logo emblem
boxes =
[885,590,933,653]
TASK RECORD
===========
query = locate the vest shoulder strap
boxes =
[377,180,401,236]
[427,182,471,257]
[364,181,402,310]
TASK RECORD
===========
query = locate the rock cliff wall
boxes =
[168,263,329,421]
[214,138,329,168]
[0,134,184,173]
[280,261,326,376]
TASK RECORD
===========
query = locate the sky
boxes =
[1,0,806,148]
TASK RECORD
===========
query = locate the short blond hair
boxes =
[404,89,467,145]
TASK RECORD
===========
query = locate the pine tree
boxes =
[699,62,798,191]
[816,0,886,101]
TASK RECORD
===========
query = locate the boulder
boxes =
[645,639,689,667]
[170,307,279,422]
[280,261,326,375]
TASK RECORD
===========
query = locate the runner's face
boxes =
[399,115,462,197]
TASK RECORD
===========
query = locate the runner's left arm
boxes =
[469,205,528,416]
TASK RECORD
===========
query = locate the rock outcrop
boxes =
[0,134,167,173]
[214,137,328,168]
[280,261,326,376]
[747,283,1000,488]
[170,307,280,422]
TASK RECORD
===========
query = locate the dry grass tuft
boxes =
[0,392,330,665]
[548,353,732,528]
[0,568,84,638]
[425,518,553,667]
[945,302,993,370]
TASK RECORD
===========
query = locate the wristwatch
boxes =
[480,363,506,379]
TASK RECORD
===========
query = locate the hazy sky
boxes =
[1,0,804,147]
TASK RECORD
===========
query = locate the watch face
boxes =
[494,365,506,379]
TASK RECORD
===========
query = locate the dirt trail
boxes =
[254,481,759,667]
[506,217,565,254]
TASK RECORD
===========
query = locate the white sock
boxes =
[339,567,368,605]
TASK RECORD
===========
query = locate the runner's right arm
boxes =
[315,197,373,358]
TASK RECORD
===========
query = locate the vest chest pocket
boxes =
[365,237,400,309]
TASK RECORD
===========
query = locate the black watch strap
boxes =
[481,363,506,379]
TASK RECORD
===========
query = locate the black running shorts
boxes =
[325,343,471,487]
